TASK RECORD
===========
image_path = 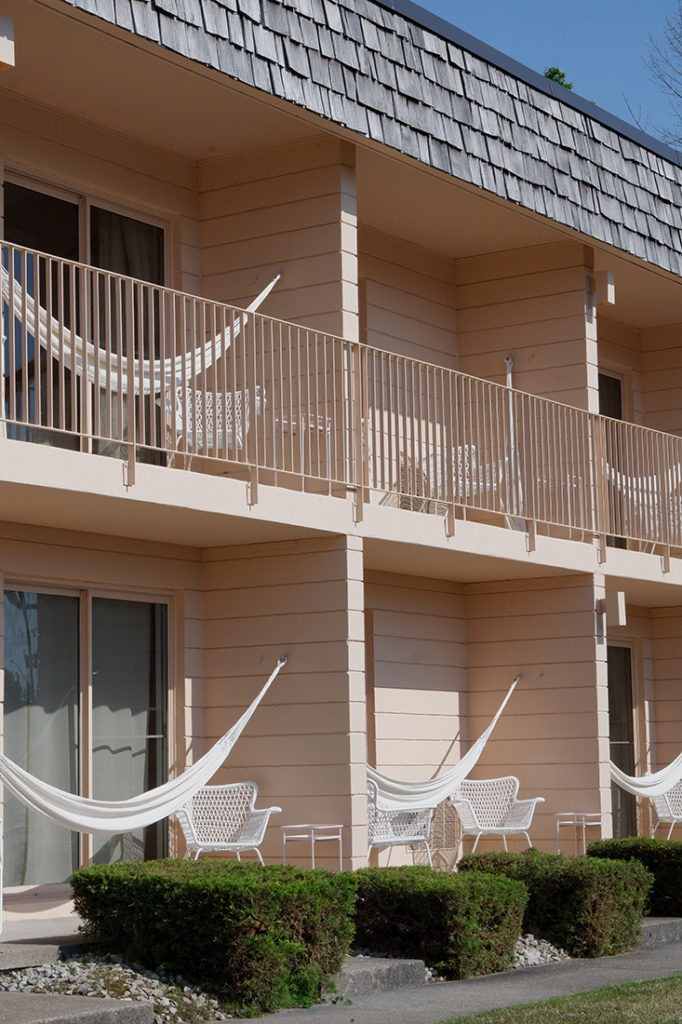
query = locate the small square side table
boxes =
[555,812,602,855]
[281,824,343,870]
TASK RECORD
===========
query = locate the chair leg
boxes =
[471,833,481,853]
[385,846,393,866]
[668,823,675,841]
[502,835,508,852]
[236,851,241,861]
[523,832,532,848]
[254,849,264,865]
[423,842,433,869]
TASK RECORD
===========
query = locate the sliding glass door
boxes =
[2,590,168,886]
[91,599,168,865]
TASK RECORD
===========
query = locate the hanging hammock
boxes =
[610,752,682,798]
[1,266,280,395]
[0,657,287,834]
[367,675,520,810]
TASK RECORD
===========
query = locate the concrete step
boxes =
[333,955,427,998]
[641,916,682,946]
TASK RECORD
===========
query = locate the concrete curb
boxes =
[0,991,152,1023]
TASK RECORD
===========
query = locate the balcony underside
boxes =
[2,437,682,608]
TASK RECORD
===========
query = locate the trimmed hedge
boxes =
[587,837,682,917]
[458,848,652,957]
[70,859,356,1015]
[353,865,527,979]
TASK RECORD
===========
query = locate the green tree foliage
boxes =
[544,66,573,89]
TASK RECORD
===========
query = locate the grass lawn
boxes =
[437,973,682,1024]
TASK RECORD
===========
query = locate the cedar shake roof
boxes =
[61,0,682,276]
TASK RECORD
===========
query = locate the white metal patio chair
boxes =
[175,781,281,864]
[649,779,682,840]
[367,778,434,867]
[168,384,264,466]
[450,776,544,856]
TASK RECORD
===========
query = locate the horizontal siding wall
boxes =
[0,94,200,294]
[360,229,458,367]
[464,574,609,851]
[650,608,682,777]
[0,522,205,857]
[201,535,366,867]
[641,325,682,436]
[365,570,466,865]
[597,318,643,424]
[456,242,593,409]
[199,137,358,340]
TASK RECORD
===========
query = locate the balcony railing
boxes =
[2,240,681,560]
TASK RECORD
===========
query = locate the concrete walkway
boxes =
[257,940,682,1024]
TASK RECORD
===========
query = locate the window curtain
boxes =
[90,599,168,864]
[3,591,79,885]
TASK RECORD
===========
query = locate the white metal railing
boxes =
[2,240,681,558]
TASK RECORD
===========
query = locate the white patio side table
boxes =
[281,824,343,870]
[555,812,602,855]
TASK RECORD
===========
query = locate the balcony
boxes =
[2,240,681,563]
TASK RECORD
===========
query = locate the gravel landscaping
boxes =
[0,934,570,1021]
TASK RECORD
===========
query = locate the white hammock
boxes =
[0,657,286,834]
[610,752,682,798]
[1,266,280,395]
[367,675,520,810]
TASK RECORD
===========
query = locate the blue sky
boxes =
[413,0,676,137]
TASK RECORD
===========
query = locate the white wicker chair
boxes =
[450,776,544,854]
[650,779,682,840]
[367,779,434,867]
[175,782,281,864]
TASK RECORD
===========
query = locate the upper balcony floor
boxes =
[1,0,682,594]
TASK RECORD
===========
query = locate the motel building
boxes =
[1,0,682,887]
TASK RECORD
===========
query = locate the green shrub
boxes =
[458,848,652,958]
[353,865,527,979]
[587,837,682,917]
[70,859,357,1015]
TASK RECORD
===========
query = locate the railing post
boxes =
[520,393,537,551]
[124,277,136,486]
[591,414,607,563]
[351,342,364,522]
[80,264,93,454]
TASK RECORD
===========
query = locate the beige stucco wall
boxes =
[201,534,367,867]
[464,574,611,850]
[641,325,682,436]
[598,317,643,424]
[455,242,596,409]
[359,229,458,367]
[649,608,682,773]
[198,137,358,341]
[0,94,200,294]
[365,570,466,776]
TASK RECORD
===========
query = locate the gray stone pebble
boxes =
[513,933,570,969]
[0,953,233,1024]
